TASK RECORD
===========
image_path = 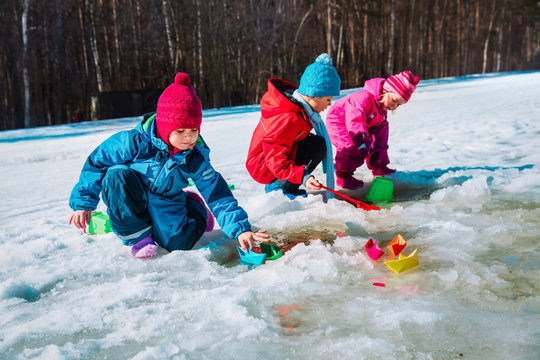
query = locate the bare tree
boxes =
[22,0,31,128]
[482,1,497,73]
[1,0,539,130]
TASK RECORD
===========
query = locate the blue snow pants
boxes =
[101,165,207,252]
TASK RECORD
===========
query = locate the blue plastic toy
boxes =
[237,246,267,265]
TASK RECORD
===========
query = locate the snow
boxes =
[1,72,539,359]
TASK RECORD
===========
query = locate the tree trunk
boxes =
[291,5,314,68]
[162,0,174,68]
[98,0,113,87]
[326,0,333,56]
[55,0,67,124]
[408,0,416,66]
[112,0,121,69]
[495,0,507,72]
[22,0,31,128]
[462,0,470,74]
[387,0,395,75]
[438,0,448,77]
[482,2,496,73]
[78,7,89,78]
[195,0,203,86]
[87,0,104,93]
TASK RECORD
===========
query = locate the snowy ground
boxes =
[0,72,539,359]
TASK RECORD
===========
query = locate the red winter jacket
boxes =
[246,78,313,185]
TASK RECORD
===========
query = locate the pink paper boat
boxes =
[364,238,384,260]
[387,234,407,256]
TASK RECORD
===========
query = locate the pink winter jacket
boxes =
[326,78,387,151]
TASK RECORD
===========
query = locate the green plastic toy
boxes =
[260,243,283,260]
[88,211,112,234]
[365,177,393,203]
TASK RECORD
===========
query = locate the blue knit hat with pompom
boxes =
[298,53,341,97]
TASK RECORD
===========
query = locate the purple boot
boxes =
[185,191,214,232]
[372,166,396,177]
[336,175,364,190]
[131,236,158,258]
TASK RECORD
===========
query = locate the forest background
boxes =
[1,0,539,131]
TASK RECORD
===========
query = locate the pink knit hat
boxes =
[382,71,420,102]
[156,73,202,146]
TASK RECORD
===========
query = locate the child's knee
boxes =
[335,149,364,172]
[160,200,207,252]
[103,165,136,187]
[311,135,327,157]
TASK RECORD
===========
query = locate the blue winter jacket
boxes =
[69,113,252,240]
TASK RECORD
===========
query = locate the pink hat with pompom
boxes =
[156,73,202,146]
[382,71,420,102]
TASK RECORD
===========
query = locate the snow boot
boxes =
[131,236,158,258]
[185,191,214,232]
[265,180,307,199]
[372,166,396,177]
[336,175,364,190]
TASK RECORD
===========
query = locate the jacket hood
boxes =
[137,113,168,151]
[260,78,303,119]
[363,78,386,98]
[137,112,210,161]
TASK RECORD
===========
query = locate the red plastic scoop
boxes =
[319,185,380,211]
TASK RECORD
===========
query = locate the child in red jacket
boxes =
[245,54,341,199]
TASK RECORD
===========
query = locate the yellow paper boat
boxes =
[383,249,419,274]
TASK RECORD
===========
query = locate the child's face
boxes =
[168,128,199,151]
[380,92,406,111]
[306,96,334,113]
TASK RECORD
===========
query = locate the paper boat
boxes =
[237,246,266,265]
[364,239,384,260]
[387,234,407,256]
[260,243,283,260]
[384,249,419,274]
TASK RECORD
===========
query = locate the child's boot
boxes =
[336,175,364,190]
[185,191,214,232]
[131,236,158,258]
[264,180,282,194]
[265,179,306,199]
[372,166,396,177]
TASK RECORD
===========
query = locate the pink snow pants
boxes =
[334,122,390,177]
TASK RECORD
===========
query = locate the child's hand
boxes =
[238,230,270,251]
[69,210,91,231]
[305,177,323,190]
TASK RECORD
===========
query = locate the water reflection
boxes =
[274,302,305,336]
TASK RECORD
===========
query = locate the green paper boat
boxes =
[260,243,283,260]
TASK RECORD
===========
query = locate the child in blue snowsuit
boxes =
[69,72,268,258]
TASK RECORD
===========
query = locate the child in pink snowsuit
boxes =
[326,71,420,189]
